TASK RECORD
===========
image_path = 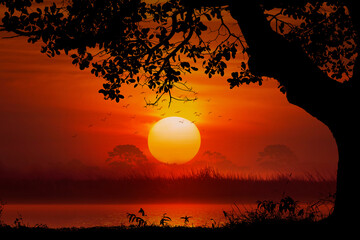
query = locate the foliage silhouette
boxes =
[138,208,146,217]
[127,212,147,227]
[13,215,26,229]
[159,213,172,226]
[1,0,359,223]
[180,215,192,226]
[223,195,335,225]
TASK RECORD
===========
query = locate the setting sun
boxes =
[148,117,201,164]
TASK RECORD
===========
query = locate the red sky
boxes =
[0,9,338,179]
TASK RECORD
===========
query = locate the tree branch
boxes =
[145,12,179,65]
[180,0,331,10]
[154,11,195,79]
[0,27,40,37]
[228,1,343,124]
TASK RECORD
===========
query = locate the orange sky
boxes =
[0,13,338,179]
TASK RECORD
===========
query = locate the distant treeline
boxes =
[0,171,336,204]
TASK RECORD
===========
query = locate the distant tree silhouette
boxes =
[1,0,359,223]
[106,144,148,166]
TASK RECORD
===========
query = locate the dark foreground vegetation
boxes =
[1,196,350,236]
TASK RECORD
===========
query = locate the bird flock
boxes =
[71,94,232,138]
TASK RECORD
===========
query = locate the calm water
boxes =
[1,203,242,228]
[1,203,333,228]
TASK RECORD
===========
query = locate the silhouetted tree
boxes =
[1,0,358,223]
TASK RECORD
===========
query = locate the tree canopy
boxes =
[1,0,356,105]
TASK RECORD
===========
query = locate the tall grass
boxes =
[0,168,336,203]
[0,201,4,226]
[222,195,335,227]
[123,194,334,230]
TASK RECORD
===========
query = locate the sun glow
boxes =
[148,116,201,164]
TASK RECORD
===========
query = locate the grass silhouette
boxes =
[0,169,336,204]
[180,215,192,226]
[222,195,335,226]
[0,195,337,235]
[0,170,340,235]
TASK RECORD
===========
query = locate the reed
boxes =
[0,168,336,204]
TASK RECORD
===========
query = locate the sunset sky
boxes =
[0,10,338,179]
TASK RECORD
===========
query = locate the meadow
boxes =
[0,168,342,235]
[0,168,336,204]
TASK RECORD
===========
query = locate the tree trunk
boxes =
[330,117,359,224]
[229,1,360,224]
